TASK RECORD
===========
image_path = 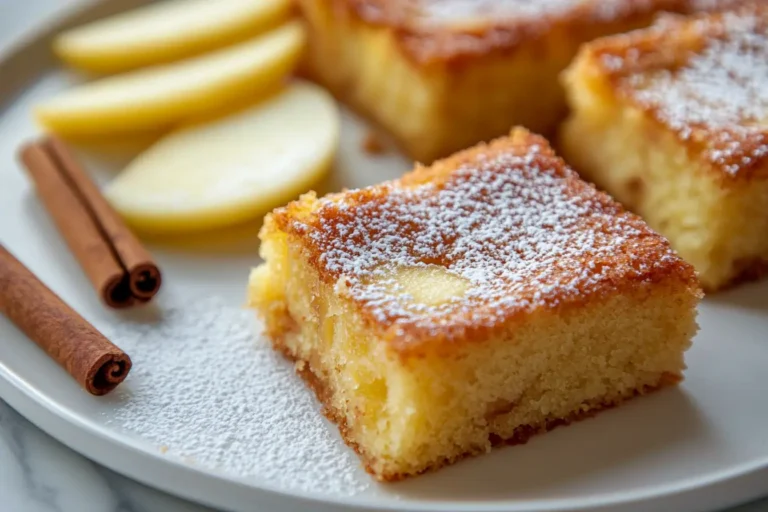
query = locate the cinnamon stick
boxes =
[0,244,131,395]
[19,137,161,308]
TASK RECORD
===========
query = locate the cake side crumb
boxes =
[275,325,682,482]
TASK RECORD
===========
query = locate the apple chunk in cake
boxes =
[561,6,768,291]
[248,128,701,481]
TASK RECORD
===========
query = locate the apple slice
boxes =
[37,22,305,137]
[54,0,293,73]
[104,82,339,234]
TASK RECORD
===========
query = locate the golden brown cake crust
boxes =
[266,128,699,353]
[580,5,768,181]
[330,0,751,64]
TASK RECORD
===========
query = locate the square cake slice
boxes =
[249,128,701,481]
[560,5,768,291]
[298,0,748,163]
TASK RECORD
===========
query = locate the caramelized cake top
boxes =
[342,0,748,63]
[589,6,768,178]
[269,129,698,352]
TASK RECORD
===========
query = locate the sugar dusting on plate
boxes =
[99,296,369,496]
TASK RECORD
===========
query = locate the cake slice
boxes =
[298,0,749,163]
[248,128,701,481]
[560,5,768,291]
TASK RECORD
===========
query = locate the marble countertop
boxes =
[1,1,767,511]
[0,401,216,512]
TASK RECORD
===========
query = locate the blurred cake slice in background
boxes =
[561,4,768,291]
[298,0,751,163]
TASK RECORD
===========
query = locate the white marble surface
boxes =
[0,401,217,512]
[1,1,768,511]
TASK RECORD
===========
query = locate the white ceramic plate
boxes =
[1,2,768,512]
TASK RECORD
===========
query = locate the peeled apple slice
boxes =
[37,22,305,137]
[104,82,339,234]
[54,0,293,73]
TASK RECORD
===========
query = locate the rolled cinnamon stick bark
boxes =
[19,142,133,308]
[0,244,132,395]
[18,137,162,307]
[44,138,162,302]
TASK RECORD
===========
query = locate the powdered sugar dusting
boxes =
[418,0,587,21]
[100,297,368,496]
[619,9,768,175]
[409,0,746,28]
[417,0,653,24]
[290,140,685,341]
[363,0,747,62]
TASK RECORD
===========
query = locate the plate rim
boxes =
[3,356,768,512]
